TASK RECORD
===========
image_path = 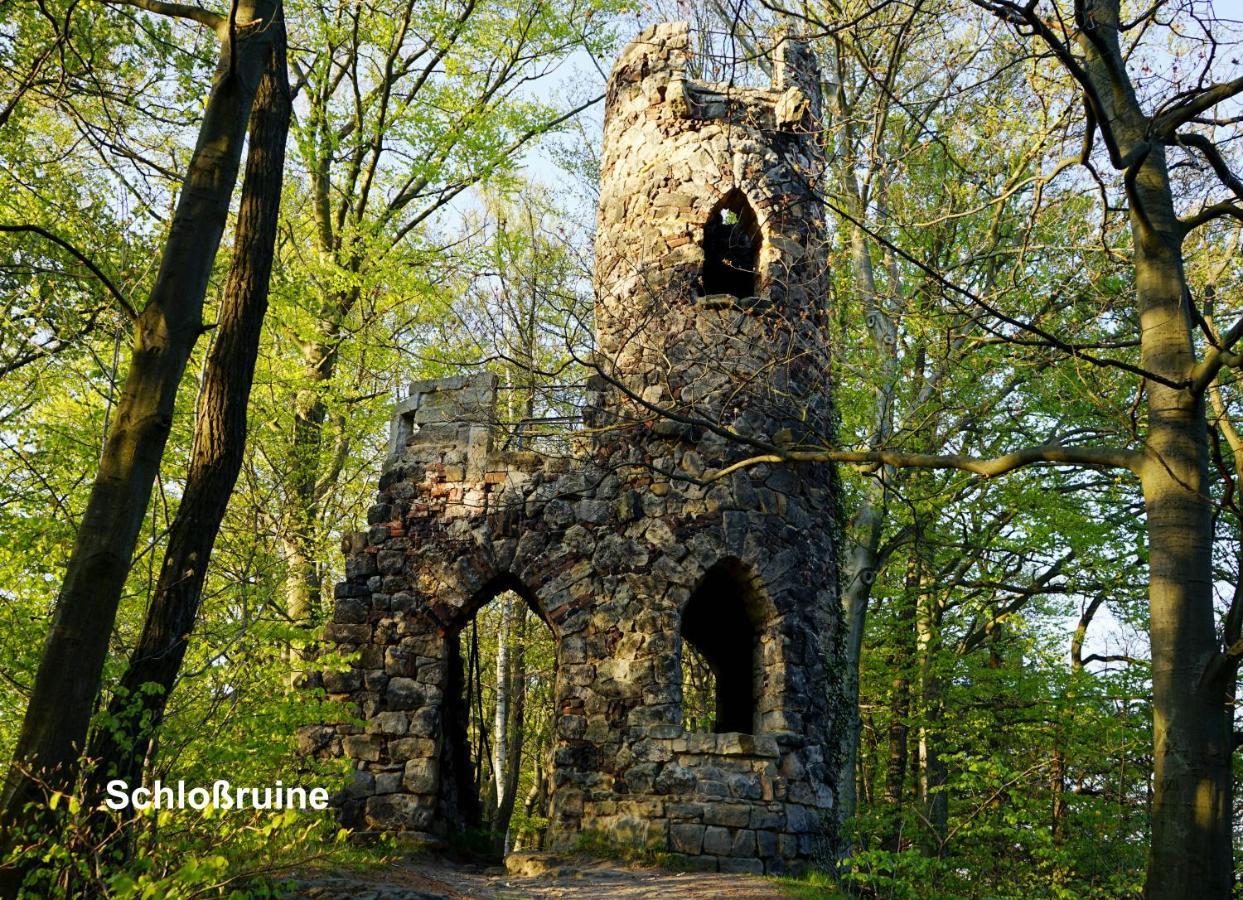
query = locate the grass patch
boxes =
[768,869,843,898]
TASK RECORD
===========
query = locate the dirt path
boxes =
[289,855,798,899]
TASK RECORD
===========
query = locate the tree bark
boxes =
[495,603,527,852]
[916,577,947,854]
[1063,3,1233,893]
[491,596,514,828]
[83,15,290,816]
[883,560,917,850]
[0,0,278,876]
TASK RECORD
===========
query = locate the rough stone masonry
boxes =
[300,21,843,875]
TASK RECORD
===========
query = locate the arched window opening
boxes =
[701,190,761,299]
[679,561,767,734]
[443,580,556,860]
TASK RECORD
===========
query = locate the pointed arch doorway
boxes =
[443,577,557,859]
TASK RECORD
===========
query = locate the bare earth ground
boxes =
[287,855,800,899]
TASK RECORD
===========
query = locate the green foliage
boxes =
[4,799,380,898]
[2,0,1240,894]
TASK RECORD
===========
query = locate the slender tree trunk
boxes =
[491,596,514,828]
[916,580,947,854]
[839,489,884,826]
[1050,741,1067,887]
[286,379,331,621]
[83,19,290,816]
[883,560,917,850]
[0,2,277,878]
[514,738,546,851]
[495,605,527,852]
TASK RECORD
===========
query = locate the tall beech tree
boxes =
[84,14,291,824]
[727,0,1243,892]
[0,0,280,865]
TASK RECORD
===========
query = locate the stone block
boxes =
[718,858,763,875]
[755,830,778,859]
[388,737,436,760]
[367,711,408,735]
[654,762,696,794]
[403,758,439,793]
[750,806,785,830]
[364,794,432,830]
[778,832,800,859]
[374,771,401,794]
[341,734,383,762]
[322,669,362,693]
[784,804,818,833]
[703,803,751,828]
[669,823,704,854]
[623,763,657,794]
[576,499,611,524]
[702,826,732,856]
[729,828,756,857]
[409,707,439,736]
[666,802,707,821]
[385,647,418,677]
[343,769,374,799]
[663,853,718,872]
[324,623,370,644]
[334,598,368,624]
[295,725,335,757]
[385,677,423,709]
[727,773,763,800]
[377,549,405,574]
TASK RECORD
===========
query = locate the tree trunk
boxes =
[1066,4,1233,892]
[513,738,546,851]
[0,0,277,874]
[491,596,514,830]
[495,604,527,852]
[83,18,290,817]
[916,580,947,854]
[883,560,917,850]
[839,488,884,826]
[286,380,331,622]
[1050,742,1067,888]
[1136,241,1231,897]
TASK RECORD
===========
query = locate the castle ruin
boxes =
[302,22,842,874]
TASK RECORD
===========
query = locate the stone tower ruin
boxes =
[302,21,841,874]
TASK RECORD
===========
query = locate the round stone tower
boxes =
[304,22,841,875]
[591,21,832,446]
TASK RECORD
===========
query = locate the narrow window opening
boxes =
[701,190,761,298]
[680,562,764,734]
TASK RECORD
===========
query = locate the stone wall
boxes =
[301,22,841,875]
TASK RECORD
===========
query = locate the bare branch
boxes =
[1177,132,1243,205]
[1152,75,1243,139]
[0,223,138,321]
[1179,201,1243,233]
[711,444,1144,481]
[1190,314,1243,394]
[1202,637,1243,689]
[100,0,227,35]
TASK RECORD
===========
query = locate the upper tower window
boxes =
[701,190,761,299]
